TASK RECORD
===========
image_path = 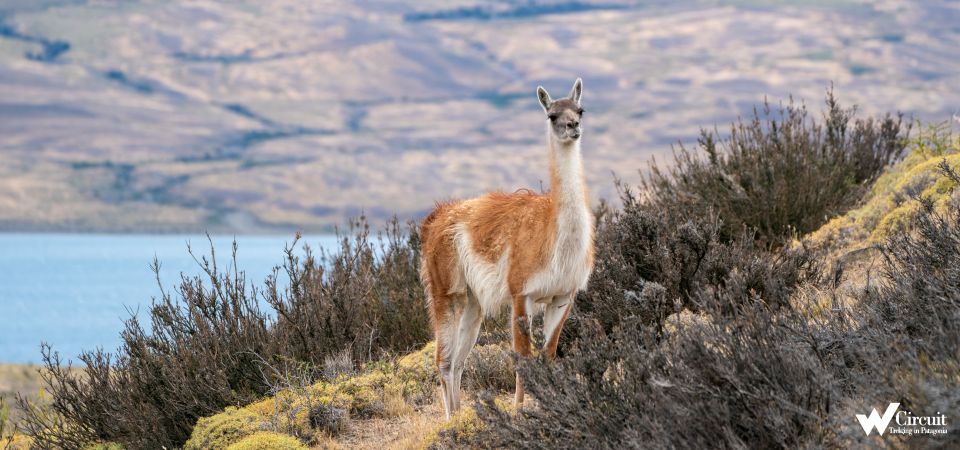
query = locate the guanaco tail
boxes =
[419,78,594,418]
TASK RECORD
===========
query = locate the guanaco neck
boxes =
[547,127,590,227]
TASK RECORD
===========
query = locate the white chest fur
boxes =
[522,137,592,300]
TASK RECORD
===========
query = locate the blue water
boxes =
[0,233,338,364]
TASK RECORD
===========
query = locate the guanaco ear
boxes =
[537,86,552,112]
[569,78,582,105]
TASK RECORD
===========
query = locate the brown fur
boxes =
[420,182,584,398]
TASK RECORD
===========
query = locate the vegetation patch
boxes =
[225,432,308,450]
[184,407,265,450]
[808,123,960,251]
[17,219,431,449]
[187,342,438,447]
[458,122,960,449]
[643,90,908,245]
[415,406,482,450]
[14,95,960,449]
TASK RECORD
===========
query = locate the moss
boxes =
[184,407,265,450]
[224,431,308,450]
[245,385,347,439]
[416,407,483,450]
[82,443,124,450]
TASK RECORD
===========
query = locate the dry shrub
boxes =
[17,217,431,449]
[566,183,813,351]
[871,162,960,357]
[470,298,837,449]
[643,90,908,244]
[461,164,960,449]
[463,344,514,394]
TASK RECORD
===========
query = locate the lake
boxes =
[0,233,339,364]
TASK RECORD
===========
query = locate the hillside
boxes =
[5,107,957,448]
[176,126,960,449]
[2,0,959,232]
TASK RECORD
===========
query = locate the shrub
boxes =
[820,168,960,448]
[642,90,908,244]
[463,344,514,393]
[17,218,432,449]
[307,402,347,436]
[462,154,960,449]
[567,183,814,349]
[267,217,432,363]
[469,298,839,449]
[871,161,960,358]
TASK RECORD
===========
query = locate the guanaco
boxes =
[420,79,594,418]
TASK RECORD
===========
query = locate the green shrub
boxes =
[808,123,959,249]
[190,342,437,445]
[418,407,484,450]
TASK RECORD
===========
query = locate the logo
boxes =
[857,403,949,436]
[857,403,899,435]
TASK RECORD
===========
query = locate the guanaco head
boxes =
[537,78,584,143]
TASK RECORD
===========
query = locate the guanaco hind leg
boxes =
[437,292,482,419]
[435,293,461,418]
[447,293,482,415]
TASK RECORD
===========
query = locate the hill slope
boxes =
[2,1,959,232]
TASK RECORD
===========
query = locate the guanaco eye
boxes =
[548,113,559,121]
[577,108,585,116]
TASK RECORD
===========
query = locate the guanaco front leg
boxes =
[511,294,533,406]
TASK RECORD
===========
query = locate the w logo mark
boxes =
[857,403,900,436]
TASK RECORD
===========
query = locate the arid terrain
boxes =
[1,0,958,232]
